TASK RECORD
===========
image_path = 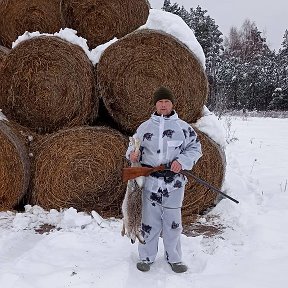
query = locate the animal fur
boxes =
[121,179,144,244]
[121,137,145,244]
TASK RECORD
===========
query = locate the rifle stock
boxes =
[122,166,239,204]
[122,165,165,182]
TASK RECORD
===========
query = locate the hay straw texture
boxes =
[0,0,63,48]
[0,45,9,55]
[182,128,226,225]
[0,36,97,134]
[97,29,208,134]
[0,120,31,211]
[31,126,128,216]
[0,45,9,69]
[61,0,150,48]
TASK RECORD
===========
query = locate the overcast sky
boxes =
[149,0,288,51]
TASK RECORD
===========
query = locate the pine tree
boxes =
[190,6,224,109]
[270,30,288,110]
[162,0,179,13]
[268,88,288,110]
[188,6,223,66]
[280,29,288,50]
[162,0,190,23]
[162,1,223,68]
[278,30,288,89]
[162,1,224,109]
[219,20,276,111]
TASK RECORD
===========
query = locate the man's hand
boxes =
[130,151,140,163]
[170,160,182,173]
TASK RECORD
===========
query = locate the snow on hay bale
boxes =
[182,129,226,225]
[0,36,97,134]
[31,126,128,216]
[97,29,208,134]
[0,0,63,48]
[60,0,150,48]
[0,120,31,211]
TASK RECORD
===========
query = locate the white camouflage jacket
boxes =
[126,111,202,205]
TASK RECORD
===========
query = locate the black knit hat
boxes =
[153,86,175,105]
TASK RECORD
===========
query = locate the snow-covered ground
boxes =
[1,116,287,287]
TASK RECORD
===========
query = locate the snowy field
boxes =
[0,116,288,288]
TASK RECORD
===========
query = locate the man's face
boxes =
[155,99,173,116]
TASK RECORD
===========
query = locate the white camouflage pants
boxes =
[138,187,184,263]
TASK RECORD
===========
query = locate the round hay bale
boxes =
[31,126,128,216]
[0,36,97,134]
[182,129,226,225]
[60,0,150,48]
[0,120,31,211]
[97,29,208,134]
[0,0,63,48]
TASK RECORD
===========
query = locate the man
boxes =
[126,86,202,273]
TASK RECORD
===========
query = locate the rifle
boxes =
[122,165,239,204]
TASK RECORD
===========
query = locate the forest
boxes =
[163,0,288,112]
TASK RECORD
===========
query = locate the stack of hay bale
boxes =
[0,0,226,224]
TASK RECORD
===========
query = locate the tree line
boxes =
[163,0,288,112]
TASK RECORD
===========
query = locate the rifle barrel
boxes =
[180,170,239,204]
